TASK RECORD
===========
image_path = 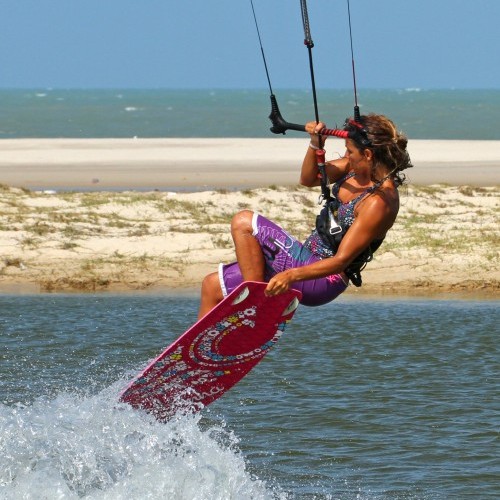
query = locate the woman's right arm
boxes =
[300,121,349,187]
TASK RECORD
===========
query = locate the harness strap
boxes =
[315,149,332,205]
[315,171,389,287]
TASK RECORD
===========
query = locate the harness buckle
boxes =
[328,211,343,235]
[329,224,343,235]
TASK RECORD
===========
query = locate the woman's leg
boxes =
[198,210,265,319]
[230,210,265,282]
[198,271,224,319]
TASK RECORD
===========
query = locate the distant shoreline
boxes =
[1,138,499,190]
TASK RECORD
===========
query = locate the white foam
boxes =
[0,380,276,499]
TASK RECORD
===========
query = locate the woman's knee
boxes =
[230,210,254,235]
[199,271,224,318]
[201,272,223,299]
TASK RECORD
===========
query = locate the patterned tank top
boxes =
[304,172,380,258]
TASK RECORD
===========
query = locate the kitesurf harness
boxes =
[315,171,386,287]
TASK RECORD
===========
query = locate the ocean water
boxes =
[0,88,499,140]
[1,293,498,499]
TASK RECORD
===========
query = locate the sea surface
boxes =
[1,293,498,499]
[1,88,499,140]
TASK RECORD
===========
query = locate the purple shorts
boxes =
[219,213,347,307]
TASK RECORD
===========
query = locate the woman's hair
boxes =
[344,113,413,186]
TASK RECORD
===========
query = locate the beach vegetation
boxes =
[2,198,28,212]
[282,184,306,192]
[24,221,54,236]
[135,253,152,269]
[207,210,234,223]
[400,213,440,226]
[258,197,273,206]
[79,193,111,208]
[156,198,200,217]
[411,185,447,197]
[62,225,85,239]
[458,186,475,197]
[3,257,23,268]
[157,255,190,276]
[106,213,134,229]
[484,249,499,262]
[293,193,316,208]
[61,241,78,250]
[115,192,161,205]
[167,224,197,233]
[453,199,477,209]
[1,183,498,295]
[211,235,232,249]
[470,187,490,194]
[128,223,150,237]
[405,229,448,251]
[40,274,111,292]
[19,236,40,249]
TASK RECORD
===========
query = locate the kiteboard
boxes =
[120,281,301,421]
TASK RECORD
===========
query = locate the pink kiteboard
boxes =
[120,281,301,421]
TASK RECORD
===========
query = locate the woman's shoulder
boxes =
[360,182,399,218]
[326,157,350,183]
[352,189,398,239]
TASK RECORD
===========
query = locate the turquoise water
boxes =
[1,293,498,498]
[1,88,499,140]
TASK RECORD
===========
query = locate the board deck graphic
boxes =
[120,281,301,421]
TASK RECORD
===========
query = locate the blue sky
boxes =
[1,0,499,89]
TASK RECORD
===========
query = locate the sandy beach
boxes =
[1,138,499,297]
[1,138,499,190]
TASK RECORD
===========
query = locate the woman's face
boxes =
[344,139,371,171]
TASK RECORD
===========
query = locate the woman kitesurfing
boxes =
[198,0,413,318]
[121,1,414,420]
